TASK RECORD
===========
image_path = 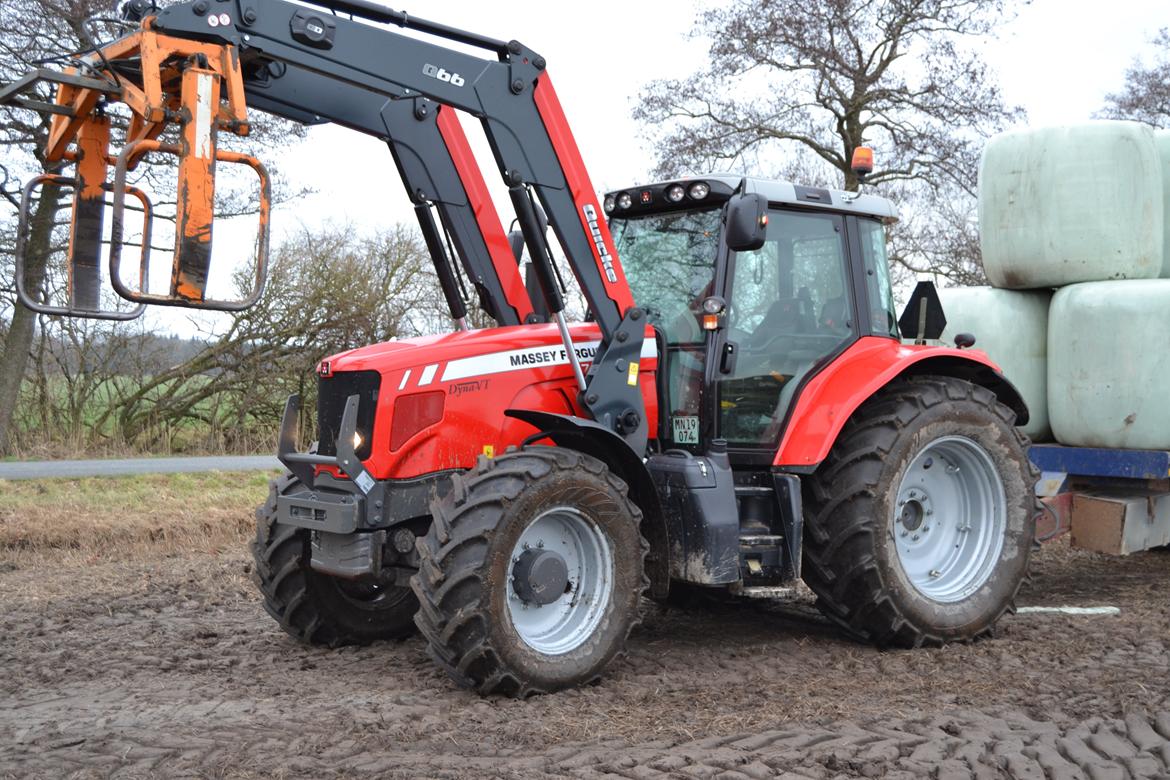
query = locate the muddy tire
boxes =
[412,446,647,697]
[802,376,1039,647]
[253,474,418,646]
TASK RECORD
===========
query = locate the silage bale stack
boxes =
[960,120,1169,448]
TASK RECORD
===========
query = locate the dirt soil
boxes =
[2,538,1169,779]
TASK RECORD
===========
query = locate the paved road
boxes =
[0,455,281,480]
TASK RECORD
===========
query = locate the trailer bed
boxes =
[1029,444,1170,554]
[1030,444,1170,481]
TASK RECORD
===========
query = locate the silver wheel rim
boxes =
[891,435,1007,603]
[506,507,614,655]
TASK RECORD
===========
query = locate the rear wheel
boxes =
[802,376,1038,647]
[253,474,418,646]
[412,446,647,697]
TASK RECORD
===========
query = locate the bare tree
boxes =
[1100,28,1170,127]
[634,0,1026,285]
[885,180,986,286]
[0,0,308,454]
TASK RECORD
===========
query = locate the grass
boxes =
[0,470,281,567]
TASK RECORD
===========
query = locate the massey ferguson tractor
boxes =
[3,0,1038,696]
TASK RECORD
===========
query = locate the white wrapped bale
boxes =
[1157,130,1170,277]
[1049,280,1170,449]
[938,286,1051,441]
[979,122,1163,288]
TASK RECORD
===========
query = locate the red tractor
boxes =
[4,0,1037,696]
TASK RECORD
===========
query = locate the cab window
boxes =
[858,218,899,338]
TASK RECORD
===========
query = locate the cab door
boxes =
[711,208,859,455]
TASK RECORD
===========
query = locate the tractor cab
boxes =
[606,176,900,461]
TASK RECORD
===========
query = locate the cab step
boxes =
[734,485,775,497]
[738,585,802,599]
[739,534,784,547]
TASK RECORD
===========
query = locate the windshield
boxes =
[610,209,721,345]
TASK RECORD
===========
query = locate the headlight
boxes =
[688,181,710,200]
[616,192,633,210]
[666,184,686,203]
[603,194,616,214]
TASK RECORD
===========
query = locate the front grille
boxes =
[317,370,381,459]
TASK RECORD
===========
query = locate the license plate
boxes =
[672,415,699,444]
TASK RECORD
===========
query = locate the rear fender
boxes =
[505,409,669,599]
[775,337,1029,470]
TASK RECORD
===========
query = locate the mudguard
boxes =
[775,336,1029,470]
[505,409,670,599]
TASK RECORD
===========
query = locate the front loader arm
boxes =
[150,0,649,451]
[243,64,534,327]
[153,0,634,324]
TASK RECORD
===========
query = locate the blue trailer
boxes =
[1029,445,1170,554]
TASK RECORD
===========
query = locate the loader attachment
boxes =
[0,22,268,317]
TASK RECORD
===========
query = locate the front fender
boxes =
[504,409,670,599]
[775,337,1029,470]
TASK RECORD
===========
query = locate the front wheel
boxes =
[802,376,1038,647]
[412,446,647,697]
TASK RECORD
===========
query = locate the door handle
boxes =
[720,341,738,374]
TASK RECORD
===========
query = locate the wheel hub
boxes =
[898,498,926,532]
[505,507,615,656]
[511,548,569,606]
[891,436,1007,603]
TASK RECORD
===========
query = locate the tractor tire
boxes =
[802,376,1039,648]
[412,446,647,697]
[252,474,419,646]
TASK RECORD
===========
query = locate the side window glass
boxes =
[859,219,899,338]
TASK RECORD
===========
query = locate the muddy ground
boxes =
[2,539,1169,779]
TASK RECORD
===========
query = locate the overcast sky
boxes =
[143,0,1170,335]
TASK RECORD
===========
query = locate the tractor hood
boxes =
[314,322,659,481]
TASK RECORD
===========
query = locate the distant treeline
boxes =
[35,333,210,376]
[6,225,454,458]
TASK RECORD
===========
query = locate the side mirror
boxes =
[724,193,769,252]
